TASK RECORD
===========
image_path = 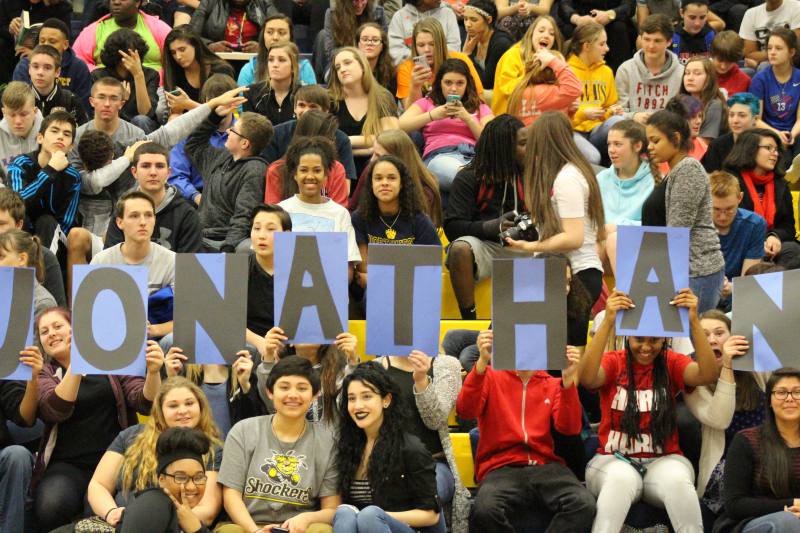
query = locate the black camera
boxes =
[499,212,539,246]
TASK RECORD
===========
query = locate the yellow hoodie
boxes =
[568,54,619,133]
[491,43,525,116]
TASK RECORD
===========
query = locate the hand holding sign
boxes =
[334,332,359,365]
[262,327,288,363]
[144,340,165,375]
[18,345,43,378]
[562,346,581,388]
[604,290,635,321]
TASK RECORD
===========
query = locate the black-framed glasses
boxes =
[359,37,382,45]
[228,127,250,142]
[758,145,780,153]
[772,389,800,401]
[162,472,208,485]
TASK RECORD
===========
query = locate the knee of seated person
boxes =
[356,505,386,524]
[67,227,92,250]
[471,495,507,524]
[0,445,32,471]
[448,240,474,265]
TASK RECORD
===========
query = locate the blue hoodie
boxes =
[13,48,92,112]
[597,160,654,226]
[237,56,317,87]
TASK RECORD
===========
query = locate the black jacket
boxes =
[189,0,279,44]
[727,168,797,243]
[34,85,88,126]
[443,167,526,243]
[104,185,203,252]
[470,30,514,90]
[701,132,735,174]
[0,0,72,47]
[185,112,268,251]
[0,381,30,449]
[355,433,440,514]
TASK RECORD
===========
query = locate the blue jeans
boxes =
[742,511,800,532]
[689,269,724,314]
[573,132,601,165]
[441,329,480,371]
[425,144,474,192]
[435,460,455,505]
[334,505,445,533]
[0,445,34,532]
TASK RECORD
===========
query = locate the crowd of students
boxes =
[1,0,800,531]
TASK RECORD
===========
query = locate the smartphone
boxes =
[271,528,290,533]
[446,94,461,104]
[168,89,182,96]
[413,55,428,69]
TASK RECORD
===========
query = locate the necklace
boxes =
[271,417,307,455]
[379,212,400,239]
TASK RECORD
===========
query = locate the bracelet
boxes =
[104,507,119,522]
[723,365,733,370]
[428,111,433,122]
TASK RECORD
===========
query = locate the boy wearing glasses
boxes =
[184,96,273,253]
[709,171,766,310]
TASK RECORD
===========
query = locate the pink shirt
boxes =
[414,97,492,158]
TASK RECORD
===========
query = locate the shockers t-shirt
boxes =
[596,349,692,458]
[218,415,339,524]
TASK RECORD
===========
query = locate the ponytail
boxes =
[0,229,45,282]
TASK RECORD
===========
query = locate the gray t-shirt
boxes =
[218,415,339,525]
[90,242,175,294]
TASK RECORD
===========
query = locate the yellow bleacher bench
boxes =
[450,433,477,488]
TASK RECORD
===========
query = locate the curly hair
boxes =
[100,28,149,71]
[357,155,423,221]
[336,363,408,501]
[119,377,222,494]
[280,136,338,200]
[77,130,116,171]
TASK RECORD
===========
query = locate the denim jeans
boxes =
[689,269,724,314]
[441,329,480,371]
[742,511,800,533]
[424,144,475,193]
[0,445,34,533]
[435,460,455,506]
[333,505,446,533]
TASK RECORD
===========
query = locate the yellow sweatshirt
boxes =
[568,54,619,133]
[491,43,525,116]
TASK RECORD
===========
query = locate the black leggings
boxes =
[34,461,93,532]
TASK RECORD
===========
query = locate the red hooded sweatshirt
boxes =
[456,366,583,482]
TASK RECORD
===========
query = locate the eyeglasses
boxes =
[162,472,208,485]
[772,389,800,401]
[228,127,250,142]
[759,145,780,153]
[713,207,737,215]
[359,37,382,45]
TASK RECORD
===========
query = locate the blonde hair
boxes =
[520,15,564,59]
[412,18,449,75]
[507,50,564,119]
[265,41,300,90]
[119,377,222,493]
[328,47,396,144]
[709,170,742,197]
[1,81,35,110]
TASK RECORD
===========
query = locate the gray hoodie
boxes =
[0,110,43,173]
[615,50,684,119]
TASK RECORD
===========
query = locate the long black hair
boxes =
[336,363,407,500]
[357,155,423,221]
[464,114,525,186]
[760,368,800,497]
[162,25,232,92]
[619,339,676,452]
[723,128,784,177]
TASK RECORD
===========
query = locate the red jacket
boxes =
[718,64,751,97]
[456,367,582,482]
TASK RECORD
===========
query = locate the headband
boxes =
[158,450,205,475]
[464,5,491,19]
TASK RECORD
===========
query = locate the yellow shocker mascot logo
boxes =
[262,451,307,486]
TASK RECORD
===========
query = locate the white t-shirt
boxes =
[90,242,176,294]
[278,195,362,262]
[740,0,800,49]
[546,163,603,274]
